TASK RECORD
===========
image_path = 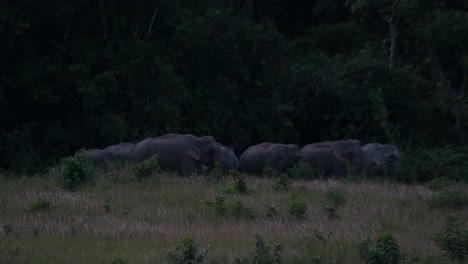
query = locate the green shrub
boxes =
[429,188,468,209]
[290,162,323,179]
[205,162,224,181]
[111,256,129,264]
[206,197,255,221]
[205,196,227,218]
[288,195,307,220]
[322,203,338,220]
[435,213,468,262]
[325,188,346,207]
[232,201,255,220]
[427,177,455,191]
[401,147,468,183]
[273,176,291,191]
[60,150,96,191]
[166,237,208,264]
[362,231,403,264]
[266,206,278,219]
[232,173,249,194]
[134,156,160,182]
[263,163,282,178]
[103,195,112,213]
[321,188,346,220]
[234,235,282,264]
[28,198,52,212]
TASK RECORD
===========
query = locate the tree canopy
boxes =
[1,0,467,179]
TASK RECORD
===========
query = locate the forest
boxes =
[1,0,468,182]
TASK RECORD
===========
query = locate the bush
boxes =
[232,201,255,220]
[60,150,96,191]
[263,163,283,178]
[103,195,112,213]
[427,177,455,191]
[290,162,323,180]
[322,203,338,220]
[361,231,403,264]
[266,206,278,219]
[205,196,227,219]
[401,147,468,183]
[166,237,208,264]
[234,235,282,264]
[28,198,52,212]
[325,188,346,207]
[288,195,307,220]
[272,176,291,191]
[111,256,129,264]
[435,213,468,262]
[429,188,468,209]
[133,156,160,182]
[232,173,249,194]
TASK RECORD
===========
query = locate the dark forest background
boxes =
[1,0,467,181]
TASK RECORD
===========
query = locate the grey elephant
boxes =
[129,133,222,176]
[238,143,301,176]
[217,145,239,174]
[103,142,135,164]
[84,148,107,172]
[300,140,364,177]
[361,143,401,177]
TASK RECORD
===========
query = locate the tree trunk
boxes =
[388,15,398,70]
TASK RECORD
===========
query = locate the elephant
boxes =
[217,144,239,174]
[300,140,364,177]
[238,143,301,176]
[129,133,222,176]
[103,142,135,164]
[361,143,401,177]
[84,148,107,172]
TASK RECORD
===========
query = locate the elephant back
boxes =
[300,139,363,177]
[239,142,300,175]
[104,142,135,161]
[85,148,107,172]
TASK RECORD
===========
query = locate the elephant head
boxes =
[362,143,401,177]
[216,144,240,174]
[333,140,364,173]
[274,144,301,172]
[188,136,222,168]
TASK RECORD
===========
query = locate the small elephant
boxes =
[129,133,222,176]
[362,143,401,177]
[239,143,301,176]
[103,142,135,164]
[84,148,107,172]
[300,140,364,177]
[217,145,239,174]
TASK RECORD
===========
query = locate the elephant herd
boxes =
[85,133,401,178]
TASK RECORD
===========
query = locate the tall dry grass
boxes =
[0,167,466,263]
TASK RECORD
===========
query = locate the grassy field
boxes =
[0,166,467,263]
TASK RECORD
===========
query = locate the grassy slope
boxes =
[0,168,466,263]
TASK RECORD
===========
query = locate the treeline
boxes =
[1,0,467,180]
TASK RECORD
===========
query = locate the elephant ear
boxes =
[333,142,353,162]
[278,147,288,161]
[372,156,382,166]
[382,145,397,158]
[187,145,201,161]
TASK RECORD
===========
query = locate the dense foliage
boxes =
[1,0,467,178]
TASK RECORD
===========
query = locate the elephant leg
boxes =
[181,159,198,177]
